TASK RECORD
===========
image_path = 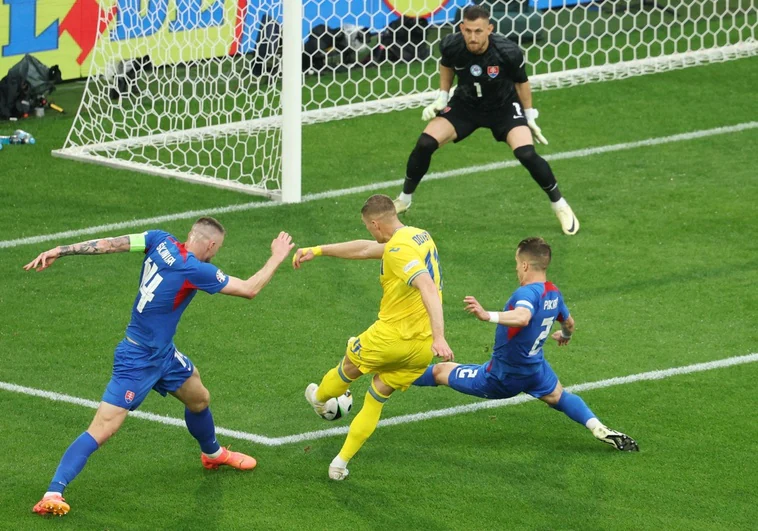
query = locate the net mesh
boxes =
[55,0,758,196]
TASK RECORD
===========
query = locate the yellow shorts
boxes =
[345,320,434,391]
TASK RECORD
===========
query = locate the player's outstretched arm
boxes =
[221,232,294,299]
[23,235,134,272]
[464,296,532,327]
[551,315,575,346]
[292,240,385,269]
[413,272,454,361]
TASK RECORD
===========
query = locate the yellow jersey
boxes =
[377,226,442,338]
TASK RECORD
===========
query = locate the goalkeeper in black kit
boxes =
[394,5,580,235]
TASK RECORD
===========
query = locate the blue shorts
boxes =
[102,339,195,411]
[447,359,558,400]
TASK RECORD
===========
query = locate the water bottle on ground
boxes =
[0,130,36,145]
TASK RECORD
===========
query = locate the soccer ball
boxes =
[321,390,353,421]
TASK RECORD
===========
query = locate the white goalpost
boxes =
[53,0,758,202]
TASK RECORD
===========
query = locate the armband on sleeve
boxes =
[128,233,146,253]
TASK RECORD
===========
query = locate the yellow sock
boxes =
[315,359,356,403]
[337,383,390,462]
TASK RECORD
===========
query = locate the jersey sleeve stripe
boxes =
[406,269,426,286]
[515,300,534,310]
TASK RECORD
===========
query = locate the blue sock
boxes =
[48,431,99,494]
[551,392,596,426]
[185,407,221,455]
[412,365,437,387]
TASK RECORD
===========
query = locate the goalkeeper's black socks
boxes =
[404,133,439,194]
[513,145,563,202]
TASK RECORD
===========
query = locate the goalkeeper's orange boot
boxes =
[32,493,70,516]
[201,446,257,470]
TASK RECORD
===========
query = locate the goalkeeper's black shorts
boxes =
[439,95,529,143]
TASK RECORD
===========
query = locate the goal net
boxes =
[54,0,757,200]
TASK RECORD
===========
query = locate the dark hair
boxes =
[361,194,396,219]
[462,5,490,22]
[193,216,226,235]
[517,237,552,270]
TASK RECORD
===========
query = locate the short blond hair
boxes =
[360,194,396,220]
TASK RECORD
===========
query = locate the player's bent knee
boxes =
[432,362,457,385]
[88,403,129,444]
[341,356,362,380]
[415,132,440,155]
[513,145,538,164]
[372,375,395,398]
[87,425,117,446]
[200,387,211,409]
[539,385,563,406]
[187,387,211,412]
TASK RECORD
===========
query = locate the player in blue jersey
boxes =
[413,237,638,451]
[24,218,295,516]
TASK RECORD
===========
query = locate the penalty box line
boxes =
[1,121,757,250]
[1,352,756,447]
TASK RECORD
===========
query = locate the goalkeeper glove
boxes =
[422,90,449,121]
[524,108,549,145]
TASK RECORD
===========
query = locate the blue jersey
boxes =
[124,230,229,356]
[487,281,570,378]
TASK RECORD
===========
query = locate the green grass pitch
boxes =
[0,56,757,530]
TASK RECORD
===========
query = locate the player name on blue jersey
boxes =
[156,241,177,266]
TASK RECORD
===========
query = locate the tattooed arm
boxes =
[24,235,134,272]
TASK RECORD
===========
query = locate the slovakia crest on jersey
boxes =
[125,390,135,403]
[487,66,499,78]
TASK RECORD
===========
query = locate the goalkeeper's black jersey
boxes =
[439,32,528,110]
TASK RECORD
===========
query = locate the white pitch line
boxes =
[2,352,756,447]
[0,381,282,445]
[2,121,756,250]
[267,352,758,445]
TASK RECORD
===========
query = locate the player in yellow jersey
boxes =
[292,194,454,480]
